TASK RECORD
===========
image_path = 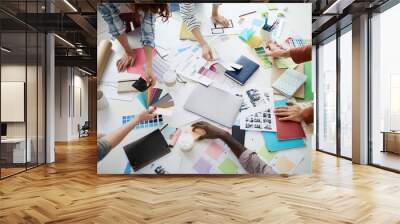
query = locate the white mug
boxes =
[97,90,109,111]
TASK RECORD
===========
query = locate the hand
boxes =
[116,52,136,72]
[191,121,227,140]
[265,41,289,58]
[274,102,303,122]
[211,14,230,27]
[136,106,156,122]
[145,67,157,87]
[201,44,214,61]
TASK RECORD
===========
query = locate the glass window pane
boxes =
[1,31,27,177]
[318,37,337,154]
[340,29,352,158]
[371,3,400,171]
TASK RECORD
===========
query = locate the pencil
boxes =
[239,11,256,18]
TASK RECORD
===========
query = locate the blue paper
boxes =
[274,99,288,107]
[239,28,255,42]
[252,18,264,27]
[262,132,305,152]
[124,162,132,174]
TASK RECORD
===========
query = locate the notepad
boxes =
[274,99,306,140]
[262,131,305,152]
[272,69,306,98]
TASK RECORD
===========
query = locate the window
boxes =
[339,28,352,158]
[370,2,400,171]
[317,37,337,154]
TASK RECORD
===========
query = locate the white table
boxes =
[97,3,312,174]
[1,138,31,163]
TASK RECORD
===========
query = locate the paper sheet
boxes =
[127,48,156,78]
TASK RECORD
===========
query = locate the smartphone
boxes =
[232,125,245,145]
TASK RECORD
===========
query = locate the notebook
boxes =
[184,85,243,127]
[225,56,259,86]
[274,99,305,140]
[272,69,306,97]
[123,129,170,171]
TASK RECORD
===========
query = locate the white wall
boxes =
[54,67,89,141]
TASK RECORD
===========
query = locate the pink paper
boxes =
[206,141,224,160]
[127,48,156,79]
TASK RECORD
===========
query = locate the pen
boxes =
[239,11,256,18]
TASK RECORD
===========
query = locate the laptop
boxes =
[184,85,243,127]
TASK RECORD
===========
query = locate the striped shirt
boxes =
[179,3,222,32]
[98,3,155,48]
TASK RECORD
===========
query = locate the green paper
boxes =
[303,61,313,101]
[218,158,238,174]
[258,146,277,162]
[276,57,297,69]
[261,11,268,17]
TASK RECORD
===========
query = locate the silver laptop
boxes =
[184,85,243,127]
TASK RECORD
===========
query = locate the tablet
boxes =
[123,129,170,171]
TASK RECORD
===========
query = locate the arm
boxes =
[99,3,136,72]
[140,11,157,86]
[179,3,214,60]
[98,3,125,40]
[192,121,276,174]
[289,45,312,64]
[97,107,156,162]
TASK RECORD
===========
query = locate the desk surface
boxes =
[97,3,312,174]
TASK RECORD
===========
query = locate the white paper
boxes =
[239,87,277,132]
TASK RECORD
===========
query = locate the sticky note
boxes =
[239,28,255,42]
[193,158,212,174]
[218,158,238,174]
[274,156,295,174]
[258,146,277,162]
[206,141,224,160]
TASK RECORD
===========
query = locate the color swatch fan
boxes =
[137,88,174,109]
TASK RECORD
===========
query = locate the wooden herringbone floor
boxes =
[1,136,400,224]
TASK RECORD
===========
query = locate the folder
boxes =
[262,131,305,152]
[224,56,259,85]
[274,99,306,140]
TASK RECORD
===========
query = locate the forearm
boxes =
[191,28,208,46]
[219,132,246,158]
[104,117,139,148]
[143,45,153,73]
[117,33,132,55]
[212,4,220,17]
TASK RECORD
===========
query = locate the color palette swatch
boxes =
[205,141,224,160]
[274,156,295,174]
[254,47,272,68]
[198,66,217,78]
[218,158,238,174]
[137,88,174,109]
[257,145,277,162]
[121,114,164,129]
[193,158,212,174]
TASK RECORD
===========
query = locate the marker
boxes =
[239,11,256,18]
